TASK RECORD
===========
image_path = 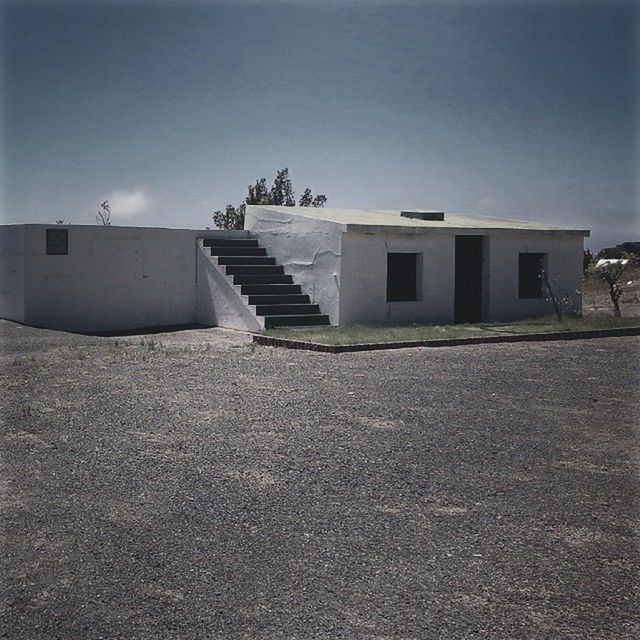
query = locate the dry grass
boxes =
[265,316,640,346]
[266,267,640,346]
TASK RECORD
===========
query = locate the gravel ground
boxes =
[1,320,638,639]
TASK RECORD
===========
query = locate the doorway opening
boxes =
[454,235,484,323]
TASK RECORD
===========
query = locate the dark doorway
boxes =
[454,235,484,323]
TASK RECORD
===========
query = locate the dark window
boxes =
[519,253,545,298]
[387,253,418,302]
[46,229,68,255]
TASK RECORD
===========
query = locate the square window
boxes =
[46,229,68,255]
[519,253,546,298]
[387,253,418,302]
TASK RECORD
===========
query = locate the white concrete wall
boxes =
[339,230,583,325]
[245,207,585,326]
[339,229,584,326]
[244,206,344,324]
[1,220,586,333]
[1,223,274,333]
[487,231,585,321]
[20,225,201,332]
[339,230,455,326]
[0,225,26,323]
[195,242,262,332]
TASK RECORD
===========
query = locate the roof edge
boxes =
[344,223,590,236]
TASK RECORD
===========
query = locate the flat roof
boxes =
[252,206,590,235]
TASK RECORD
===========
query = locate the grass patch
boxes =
[264,316,640,346]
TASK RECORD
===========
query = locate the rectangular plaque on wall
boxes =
[46,229,68,255]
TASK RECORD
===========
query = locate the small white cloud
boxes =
[107,188,150,218]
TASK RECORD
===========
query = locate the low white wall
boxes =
[195,243,262,332]
[1,224,268,333]
[0,225,26,323]
[339,230,454,326]
[21,225,200,332]
[244,206,344,324]
[487,232,585,321]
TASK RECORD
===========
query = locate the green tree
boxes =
[299,188,327,208]
[270,168,295,206]
[212,168,326,230]
[588,254,636,317]
[246,178,270,205]
[212,204,246,231]
[298,188,313,207]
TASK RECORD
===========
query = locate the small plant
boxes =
[583,248,595,273]
[588,254,636,317]
[541,270,583,322]
[96,200,111,226]
[140,336,162,352]
[541,268,563,322]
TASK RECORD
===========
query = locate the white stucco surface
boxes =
[340,231,585,326]
[340,231,455,326]
[486,232,585,321]
[195,242,262,332]
[244,206,344,324]
[23,225,198,332]
[253,206,589,233]
[0,225,26,323]
[246,206,588,327]
[1,210,588,333]
[0,224,250,333]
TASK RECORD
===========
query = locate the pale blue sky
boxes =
[1,0,638,249]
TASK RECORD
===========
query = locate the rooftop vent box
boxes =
[400,210,445,221]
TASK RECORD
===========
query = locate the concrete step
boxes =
[202,235,331,330]
[255,303,320,316]
[210,246,266,257]
[233,274,294,285]
[217,256,276,266]
[247,294,310,305]
[204,238,258,247]
[263,314,330,328]
[225,265,284,276]
[240,284,302,295]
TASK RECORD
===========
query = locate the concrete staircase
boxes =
[203,236,330,329]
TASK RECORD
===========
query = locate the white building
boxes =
[245,206,588,326]
[0,207,588,333]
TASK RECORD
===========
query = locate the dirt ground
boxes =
[1,320,638,639]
